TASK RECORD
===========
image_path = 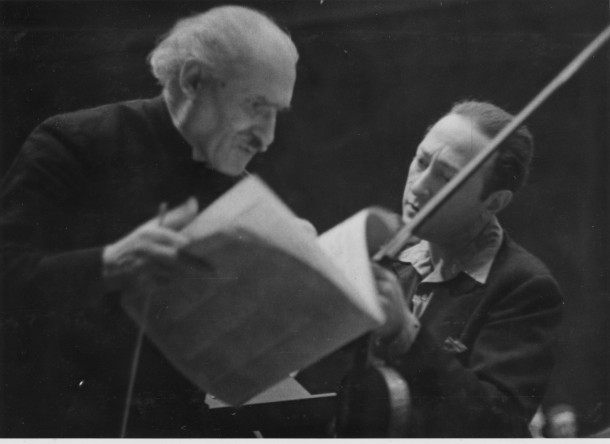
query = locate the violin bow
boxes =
[374,22,610,263]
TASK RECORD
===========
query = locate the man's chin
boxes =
[222,168,246,178]
[212,161,249,177]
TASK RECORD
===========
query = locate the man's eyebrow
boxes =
[433,156,460,175]
[251,95,290,111]
[250,95,290,110]
[416,145,433,158]
[424,147,459,175]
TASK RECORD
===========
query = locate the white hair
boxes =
[148,5,298,87]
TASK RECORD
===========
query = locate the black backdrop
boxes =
[1,0,609,436]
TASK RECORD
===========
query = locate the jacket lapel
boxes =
[418,274,483,356]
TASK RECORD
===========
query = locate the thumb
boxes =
[295,217,317,237]
[161,197,199,230]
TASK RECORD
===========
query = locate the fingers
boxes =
[370,263,421,359]
[371,262,396,282]
[160,197,199,230]
[139,225,190,249]
[119,227,191,274]
[371,263,401,299]
[295,217,317,237]
[371,264,401,332]
[102,204,195,293]
[136,240,183,265]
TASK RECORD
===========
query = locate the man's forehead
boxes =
[233,68,294,109]
[418,114,490,165]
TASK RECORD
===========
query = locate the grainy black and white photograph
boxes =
[1,0,609,438]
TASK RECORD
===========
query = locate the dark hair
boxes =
[449,100,534,197]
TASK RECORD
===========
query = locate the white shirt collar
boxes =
[397,216,504,284]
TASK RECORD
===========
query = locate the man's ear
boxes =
[178,60,213,99]
[484,189,513,215]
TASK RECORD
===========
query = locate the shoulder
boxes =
[40,98,158,140]
[23,97,163,165]
[493,233,556,282]
[486,233,564,311]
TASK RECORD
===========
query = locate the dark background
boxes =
[1,0,609,436]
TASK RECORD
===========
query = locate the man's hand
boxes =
[102,198,199,293]
[371,263,420,359]
[295,217,317,237]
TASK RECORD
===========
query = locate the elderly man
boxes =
[0,6,297,437]
[366,101,564,437]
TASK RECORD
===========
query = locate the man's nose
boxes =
[254,112,277,152]
[409,169,433,200]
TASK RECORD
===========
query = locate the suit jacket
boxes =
[297,234,562,438]
[0,96,240,437]
[389,235,563,437]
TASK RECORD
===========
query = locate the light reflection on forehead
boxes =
[417,141,460,176]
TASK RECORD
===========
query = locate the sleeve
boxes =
[0,117,108,316]
[390,274,563,437]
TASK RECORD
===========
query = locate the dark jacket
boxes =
[298,234,562,438]
[390,235,563,437]
[0,96,238,437]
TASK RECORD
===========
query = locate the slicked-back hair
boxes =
[148,5,298,87]
[449,100,534,198]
